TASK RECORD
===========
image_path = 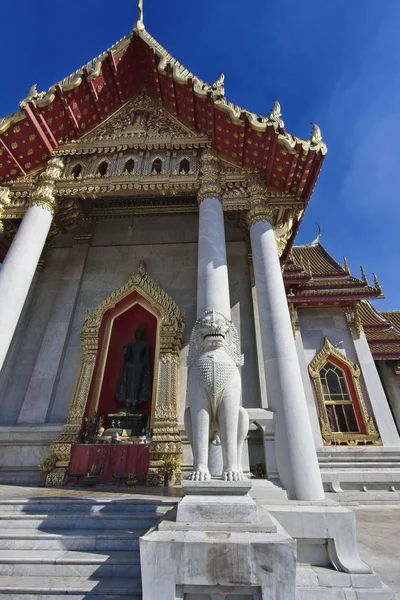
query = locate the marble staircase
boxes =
[0,497,174,599]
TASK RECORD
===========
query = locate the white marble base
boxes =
[177,493,259,525]
[140,482,296,600]
[140,525,296,600]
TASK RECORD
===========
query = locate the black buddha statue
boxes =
[116,327,151,411]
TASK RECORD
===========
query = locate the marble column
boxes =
[197,149,230,317]
[247,181,325,501]
[0,158,64,373]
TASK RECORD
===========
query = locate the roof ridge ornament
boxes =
[136,0,145,31]
[305,223,321,247]
[373,272,382,294]
[310,123,327,155]
[360,265,368,285]
[19,84,46,107]
[211,73,225,101]
[268,100,284,131]
[343,256,350,274]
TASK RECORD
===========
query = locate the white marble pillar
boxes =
[197,150,230,317]
[248,199,325,500]
[0,158,63,373]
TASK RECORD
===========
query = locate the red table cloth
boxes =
[67,443,149,485]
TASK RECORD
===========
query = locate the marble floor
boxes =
[353,506,400,596]
[0,484,398,596]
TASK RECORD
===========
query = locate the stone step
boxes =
[0,513,160,530]
[0,596,141,600]
[0,501,172,514]
[0,550,141,578]
[0,576,141,596]
[0,550,139,565]
[0,531,141,551]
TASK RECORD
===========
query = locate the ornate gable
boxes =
[81,93,197,144]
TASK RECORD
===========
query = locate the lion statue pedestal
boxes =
[140,310,297,600]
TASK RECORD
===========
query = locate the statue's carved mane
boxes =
[187,309,244,368]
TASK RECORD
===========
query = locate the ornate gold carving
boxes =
[28,157,64,214]
[343,304,363,338]
[46,260,185,486]
[198,149,222,204]
[246,175,275,227]
[0,187,11,234]
[20,84,46,105]
[308,337,381,446]
[275,211,295,257]
[83,93,193,143]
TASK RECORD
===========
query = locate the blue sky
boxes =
[1,0,399,309]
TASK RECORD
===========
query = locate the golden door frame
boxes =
[308,337,381,446]
[45,260,185,486]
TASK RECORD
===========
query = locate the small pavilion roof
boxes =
[0,22,326,202]
[283,242,382,304]
[358,301,400,360]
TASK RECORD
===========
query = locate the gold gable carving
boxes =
[82,92,195,143]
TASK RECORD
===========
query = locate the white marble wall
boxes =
[0,247,70,424]
[32,214,260,431]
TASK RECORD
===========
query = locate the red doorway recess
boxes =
[85,292,158,426]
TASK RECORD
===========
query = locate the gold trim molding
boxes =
[45,260,185,486]
[308,337,381,446]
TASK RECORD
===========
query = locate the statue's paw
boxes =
[222,469,242,482]
[187,468,211,482]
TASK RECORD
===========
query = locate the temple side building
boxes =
[0,15,399,495]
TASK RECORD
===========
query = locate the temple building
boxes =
[0,11,399,498]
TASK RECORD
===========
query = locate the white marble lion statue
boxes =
[184,309,249,482]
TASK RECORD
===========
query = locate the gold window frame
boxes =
[308,338,381,446]
[45,260,185,486]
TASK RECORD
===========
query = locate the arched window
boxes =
[72,164,82,179]
[308,337,381,446]
[97,161,108,177]
[124,159,135,174]
[179,158,190,174]
[151,158,162,174]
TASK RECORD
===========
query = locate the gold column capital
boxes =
[246,176,276,228]
[198,148,222,204]
[28,156,64,215]
[0,186,11,235]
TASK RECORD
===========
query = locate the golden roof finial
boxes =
[136,0,145,31]
[360,265,368,284]
[372,272,382,294]
[343,256,350,274]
